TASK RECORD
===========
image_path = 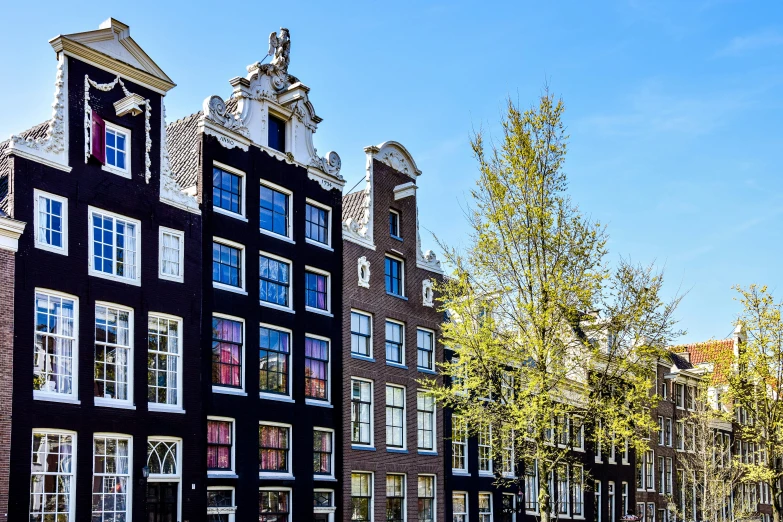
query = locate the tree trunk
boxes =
[539,481,552,522]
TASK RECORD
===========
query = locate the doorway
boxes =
[146,482,178,522]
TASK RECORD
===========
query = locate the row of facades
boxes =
[0,18,774,522]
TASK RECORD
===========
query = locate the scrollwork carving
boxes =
[357,256,371,288]
[422,279,434,307]
[202,95,250,137]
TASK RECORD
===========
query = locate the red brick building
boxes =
[342,141,445,521]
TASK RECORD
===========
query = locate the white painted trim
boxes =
[259,179,294,242]
[259,322,293,401]
[5,148,72,173]
[393,182,417,201]
[91,433,133,522]
[258,486,293,521]
[207,416,236,475]
[212,237,246,293]
[385,383,407,451]
[350,377,374,448]
[304,198,332,249]
[29,429,77,521]
[384,319,406,367]
[416,389,437,453]
[0,216,26,252]
[350,309,373,359]
[87,206,142,286]
[313,427,336,480]
[258,422,294,480]
[212,161,247,219]
[102,121,132,178]
[258,250,293,312]
[33,189,68,256]
[93,301,135,408]
[304,265,331,314]
[33,288,79,401]
[384,253,405,297]
[147,312,184,409]
[207,486,236,521]
[158,227,184,283]
[211,313,246,393]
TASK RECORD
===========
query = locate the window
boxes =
[351,311,372,357]
[33,290,78,400]
[305,268,330,312]
[259,423,291,476]
[386,320,405,365]
[573,465,584,517]
[502,493,516,522]
[647,503,655,522]
[637,503,645,522]
[387,474,406,522]
[305,201,330,246]
[386,385,406,449]
[686,386,695,410]
[259,489,290,522]
[314,490,335,521]
[207,418,234,473]
[89,207,140,284]
[258,253,291,309]
[479,492,493,522]
[259,325,290,397]
[645,450,654,490]
[34,189,68,254]
[658,456,665,493]
[29,430,76,521]
[608,482,616,522]
[147,438,180,477]
[352,473,373,521]
[419,476,436,522]
[572,416,585,451]
[389,210,401,238]
[658,416,664,445]
[526,461,539,512]
[665,458,673,494]
[92,434,131,520]
[452,416,468,472]
[212,239,244,291]
[675,383,684,408]
[556,465,569,515]
[385,256,404,296]
[665,418,672,447]
[213,165,244,216]
[207,487,236,522]
[94,303,133,405]
[148,314,182,409]
[621,482,628,515]
[417,328,435,371]
[268,114,286,152]
[675,421,684,450]
[104,122,130,174]
[260,183,290,238]
[159,227,184,282]
[594,481,601,522]
[212,316,243,389]
[417,392,436,451]
[453,492,468,522]
[305,336,330,402]
[313,429,333,477]
[351,379,373,446]
[478,424,492,474]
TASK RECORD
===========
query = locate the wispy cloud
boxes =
[717,29,783,57]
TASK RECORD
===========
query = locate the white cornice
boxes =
[0,217,26,253]
[393,182,417,200]
[5,148,72,173]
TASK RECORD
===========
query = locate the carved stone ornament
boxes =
[380,149,414,177]
[159,100,199,214]
[202,95,250,137]
[422,279,434,307]
[357,256,371,288]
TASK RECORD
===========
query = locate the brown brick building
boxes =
[342,141,445,521]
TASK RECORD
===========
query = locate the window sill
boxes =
[351,445,376,452]
[418,450,438,456]
[259,393,294,403]
[212,386,247,396]
[213,206,248,222]
[417,367,437,375]
[386,361,408,370]
[452,470,470,476]
[89,268,141,287]
[574,448,586,453]
[391,235,403,242]
[314,476,338,482]
[259,228,294,244]
[94,398,136,410]
[33,392,80,405]
[148,404,185,414]
[35,242,68,256]
[212,282,248,295]
[306,307,333,317]
[386,292,408,300]
[259,473,294,480]
[478,471,494,477]
[305,238,333,251]
[351,354,375,362]
[594,458,603,463]
[260,301,294,314]
[208,472,238,479]
[158,272,184,284]
[305,399,333,408]
[101,164,132,179]
[387,448,408,454]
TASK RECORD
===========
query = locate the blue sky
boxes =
[2,1,782,344]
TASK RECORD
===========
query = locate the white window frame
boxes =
[259,179,294,242]
[594,481,602,522]
[478,491,493,522]
[351,472,374,521]
[595,419,603,463]
[212,237,247,295]
[314,488,336,521]
[572,464,584,519]
[258,322,293,402]
[158,227,184,283]
[207,416,236,477]
[88,206,141,286]
[305,265,332,315]
[147,312,184,411]
[608,481,616,522]
[389,209,401,239]
[304,198,333,249]
[313,427,335,480]
[478,424,493,476]
[385,318,406,367]
[33,289,80,404]
[555,464,570,517]
[33,189,68,255]
[146,436,182,479]
[416,327,436,372]
[386,473,407,521]
[525,461,540,514]
[646,450,655,491]
[92,433,133,521]
[304,333,332,406]
[453,491,469,522]
[419,475,437,522]
[417,390,437,454]
[207,486,236,522]
[621,481,629,516]
[350,309,373,360]
[103,121,132,178]
[658,416,665,446]
[351,377,374,448]
[502,492,516,522]
[258,250,294,313]
[384,253,406,297]
[259,421,293,479]
[211,313,246,395]
[258,486,292,521]
[212,161,247,221]
[451,416,468,474]
[93,301,134,409]
[385,384,407,451]
[29,429,77,521]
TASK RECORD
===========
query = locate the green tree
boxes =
[729,285,783,522]
[424,91,683,522]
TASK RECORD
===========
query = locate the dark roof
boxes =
[668,352,693,370]
[0,121,50,215]
[166,112,201,189]
[342,190,366,223]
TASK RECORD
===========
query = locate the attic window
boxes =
[268,114,286,152]
[90,112,131,178]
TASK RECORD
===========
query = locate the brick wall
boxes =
[0,248,15,517]
[342,159,445,521]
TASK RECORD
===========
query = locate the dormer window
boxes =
[268,114,286,152]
